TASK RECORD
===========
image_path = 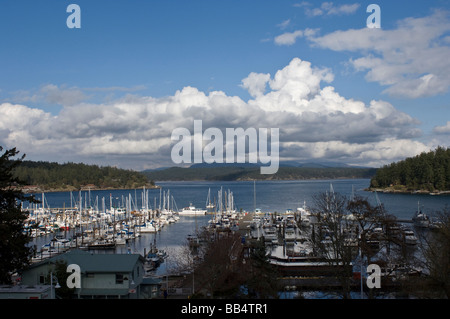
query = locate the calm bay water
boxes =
[28,179,450,218]
[27,179,450,276]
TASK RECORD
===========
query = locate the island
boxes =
[368,146,450,195]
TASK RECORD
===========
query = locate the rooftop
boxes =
[28,249,144,273]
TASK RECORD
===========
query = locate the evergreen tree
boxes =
[49,260,76,299]
[13,160,152,190]
[245,238,280,298]
[370,147,450,192]
[0,146,36,284]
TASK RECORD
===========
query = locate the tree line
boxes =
[13,160,154,191]
[370,146,450,192]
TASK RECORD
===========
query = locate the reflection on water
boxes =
[28,214,211,276]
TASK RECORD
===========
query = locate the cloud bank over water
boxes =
[0,58,433,170]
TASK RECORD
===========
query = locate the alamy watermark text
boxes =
[171,120,279,174]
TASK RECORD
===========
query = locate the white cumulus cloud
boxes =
[273,10,450,99]
[0,58,434,170]
[433,121,450,134]
[306,10,450,98]
[296,2,360,17]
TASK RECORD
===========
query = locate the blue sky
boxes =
[1,0,450,170]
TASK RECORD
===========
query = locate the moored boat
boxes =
[137,221,159,233]
[412,202,430,228]
[179,204,207,216]
[403,228,418,245]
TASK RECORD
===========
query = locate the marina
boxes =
[19,179,450,298]
[24,179,450,257]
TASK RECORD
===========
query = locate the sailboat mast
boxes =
[253,180,256,213]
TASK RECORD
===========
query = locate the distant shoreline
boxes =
[153,176,373,182]
[20,184,160,194]
[367,187,450,196]
[20,177,372,193]
[142,166,377,182]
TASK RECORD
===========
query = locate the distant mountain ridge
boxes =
[142,163,377,182]
[12,159,376,190]
[188,160,371,169]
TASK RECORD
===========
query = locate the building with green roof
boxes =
[20,249,161,299]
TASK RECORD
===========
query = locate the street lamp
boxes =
[50,272,61,299]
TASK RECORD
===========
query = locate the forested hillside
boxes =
[14,161,154,192]
[370,147,450,193]
[143,166,377,181]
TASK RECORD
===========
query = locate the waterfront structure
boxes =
[0,284,53,299]
[20,249,156,299]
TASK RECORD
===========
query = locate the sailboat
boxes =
[206,188,215,209]
[412,201,430,228]
[296,201,311,227]
[137,220,159,233]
